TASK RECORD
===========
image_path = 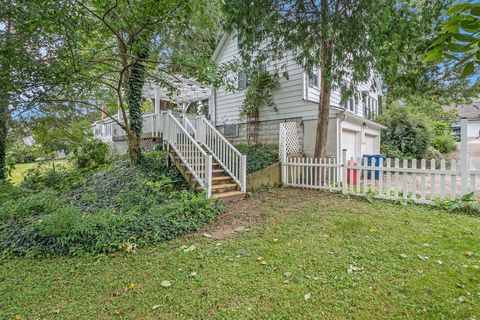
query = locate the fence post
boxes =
[206,154,213,198]
[461,118,469,195]
[342,149,347,194]
[240,154,247,192]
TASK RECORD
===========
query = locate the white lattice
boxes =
[279,122,301,160]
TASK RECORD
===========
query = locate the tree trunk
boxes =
[0,16,11,181]
[125,46,149,164]
[314,42,333,159]
[0,93,8,181]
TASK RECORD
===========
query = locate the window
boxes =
[224,124,239,138]
[308,66,319,88]
[238,70,247,90]
[345,98,354,112]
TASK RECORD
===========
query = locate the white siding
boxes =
[213,33,382,126]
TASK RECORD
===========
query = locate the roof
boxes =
[142,75,211,105]
[340,110,387,130]
[212,33,230,61]
[455,100,480,119]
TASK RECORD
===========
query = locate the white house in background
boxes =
[453,100,480,138]
[209,33,386,161]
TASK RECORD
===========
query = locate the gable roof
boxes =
[456,100,480,119]
[212,33,230,61]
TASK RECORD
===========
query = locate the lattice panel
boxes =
[279,122,301,160]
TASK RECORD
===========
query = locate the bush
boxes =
[21,163,83,192]
[378,105,431,159]
[71,140,109,170]
[0,150,221,257]
[235,143,279,174]
[431,135,456,154]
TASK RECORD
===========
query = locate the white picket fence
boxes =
[280,119,479,204]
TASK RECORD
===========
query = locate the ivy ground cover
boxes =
[1,188,480,319]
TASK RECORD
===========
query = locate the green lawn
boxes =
[1,188,480,319]
[9,160,67,184]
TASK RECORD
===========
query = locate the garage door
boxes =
[365,134,378,155]
[342,130,358,160]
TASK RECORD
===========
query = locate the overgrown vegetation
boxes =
[379,101,457,160]
[0,151,221,257]
[234,143,278,174]
[1,189,479,319]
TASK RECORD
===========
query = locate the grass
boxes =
[1,188,480,319]
[9,160,67,185]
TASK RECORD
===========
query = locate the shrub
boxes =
[21,163,83,192]
[0,150,221,257]
[235,143,279,174]
[71,140,109,170]
[378,105,431,159]
[431,135,456,154]
[0,190,62,221]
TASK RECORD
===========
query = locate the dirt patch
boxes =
[206,193,267,240]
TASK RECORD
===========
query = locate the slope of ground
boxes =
[1,188,479,319]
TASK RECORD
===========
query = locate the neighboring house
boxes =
[453,100,480,138]
[209,33,386,161]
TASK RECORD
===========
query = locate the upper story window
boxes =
[238,64,266,91]
[308,66,319,88]
[238,70,247,90]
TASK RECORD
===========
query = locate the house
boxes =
[209,33,386,161]
[452,100,480,138]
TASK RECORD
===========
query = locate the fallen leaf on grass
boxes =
[124,283,136,292]
[417,254,429,261]
[458,296,466,303]
[400,254,408,259]
[183,245,196,253]
[152,305,161,310]
[53,309,61,314]
[304,292,311,301]
[189,271,198,277]
[260,260,267,265]
[466,251,473,258]
[203,233,212,238]
[161,280,172,288]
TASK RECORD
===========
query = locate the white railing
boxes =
[197,116,247,192]
[164,111,212,197]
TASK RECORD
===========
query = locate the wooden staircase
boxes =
[169,151,246,203]
[162,111,246,202]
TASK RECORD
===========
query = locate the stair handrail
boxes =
[164,110,212,197]
[197,116,247,192]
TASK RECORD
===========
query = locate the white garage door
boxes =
[342,130,358,160]
[365,134,377,155]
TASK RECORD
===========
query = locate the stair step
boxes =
[187,169,224,175]
[211,191,246,202]
[195,183,237,192]
[211,183,238,190]
[212,176,233,181]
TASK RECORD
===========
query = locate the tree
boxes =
[1,0,221,171]
[425,1,480,81]
[222,0,406,158]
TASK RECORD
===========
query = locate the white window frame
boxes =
[308,66,319,88]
